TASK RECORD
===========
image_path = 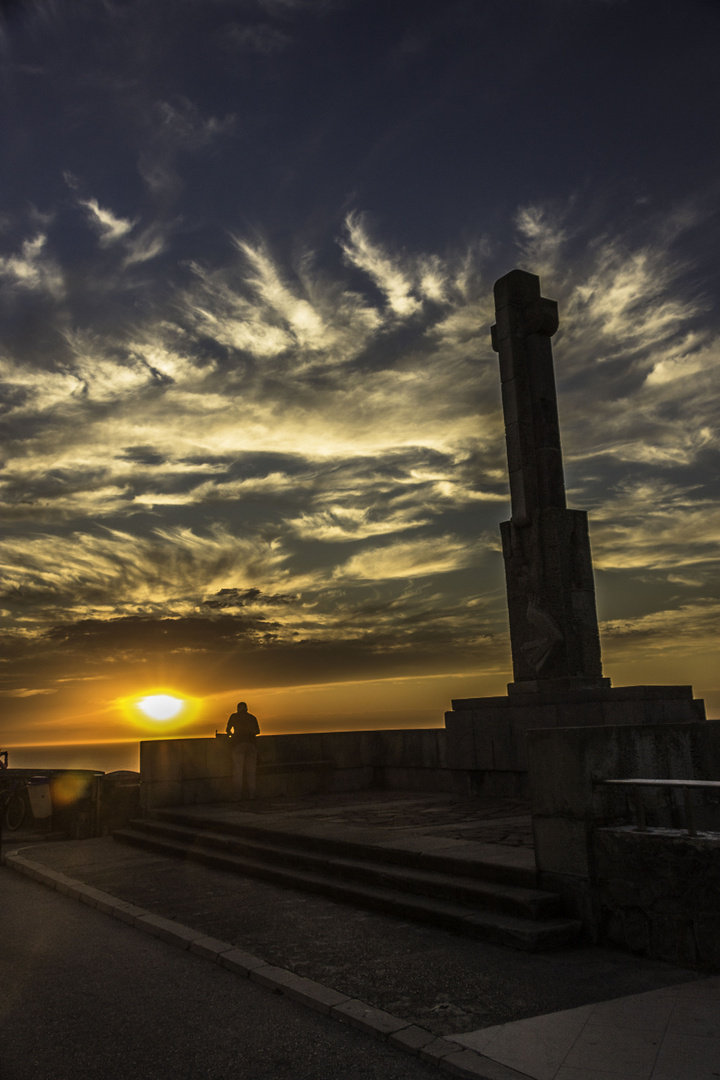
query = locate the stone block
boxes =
[6,856,34,875]
[111,901,147,925]
[418,1037,458,1064]
[376,729,407,767]
[190,936,234,960]
[451,696,508,710]
[694,914,720,968]
[533,816,589,877]
[282,770,326,797]
[434,729,449,768]
[219,948,268,976]
[180,738,216,780]
[182,777,232,805]
[275,731,325,763]
[445,713,477,770]
[49,873,79,895]
[256,734,280,764]
[470,709,509,767]
[282,976,351,1014]
[256,773,289,798]
[389,1026,436,1054]
[78,886,115,910]
[675,918,698,965]
[440,1047,513,1078]
[650,914,680,962]
[325,766,373,793]
[143,781,183,809]
[206,738,232,776]
[249,966,350,1013]
[527,729,594,817]
[384,767,414,789]
[330,999,410,1039]
[134,914,199,948]
[555,700,604,728]
[622,908,651,954]
[319,730,372,768]
[601,699,646,726]
[140,739,183,782]
[414,729,444,767]
[450,770,474,796]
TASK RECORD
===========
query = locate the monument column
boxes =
[491,269,608,694]
[443,267,705,800]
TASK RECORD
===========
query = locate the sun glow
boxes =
[137,694,184,720]
[118,689,201,733]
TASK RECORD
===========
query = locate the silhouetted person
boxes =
[226,702,260,800]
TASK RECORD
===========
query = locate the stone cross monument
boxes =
[442,268,705,798]
[491,269,609,695]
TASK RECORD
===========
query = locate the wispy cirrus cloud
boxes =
[1,196,718,704]
[335,533,488,582]
[78,198,136,246]
[0,523,290,628]
[0,232,64,297]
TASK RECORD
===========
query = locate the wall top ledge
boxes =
[451,685,697,711]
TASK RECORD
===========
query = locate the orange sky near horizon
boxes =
[4,634,719,769]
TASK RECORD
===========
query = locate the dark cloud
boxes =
[118,446,167,466]
[202,587,298,608]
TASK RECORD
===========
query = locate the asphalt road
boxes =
[0,869,442,1080]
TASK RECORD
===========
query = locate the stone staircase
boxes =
[113,808,582,952]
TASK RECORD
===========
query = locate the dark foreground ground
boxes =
[0,870,444,1080]
[3,791,702,1038]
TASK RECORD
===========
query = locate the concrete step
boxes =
[127,817,561,920]
[113,823,582,952]
[153,806,537,888]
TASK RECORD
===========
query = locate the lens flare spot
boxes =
[137,694,184,721]
[52,771,93,808]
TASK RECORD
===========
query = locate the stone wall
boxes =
[141,728,451,810]
[593,827,720,969]
[527,719,720,943]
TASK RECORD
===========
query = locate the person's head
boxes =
[237,701,247,712]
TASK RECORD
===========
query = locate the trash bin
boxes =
[27,776,52,819]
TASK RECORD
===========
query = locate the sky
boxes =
[1,0,719,768]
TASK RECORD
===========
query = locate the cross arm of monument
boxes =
[491,268,565,525]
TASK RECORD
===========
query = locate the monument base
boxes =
[444,685,706,798]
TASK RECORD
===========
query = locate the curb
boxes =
[4,852,531,1080]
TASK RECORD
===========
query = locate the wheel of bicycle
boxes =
[5,790,26,830]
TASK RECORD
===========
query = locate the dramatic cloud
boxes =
[1,0,718,757]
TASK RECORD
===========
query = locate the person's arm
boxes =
[226,714,234,737]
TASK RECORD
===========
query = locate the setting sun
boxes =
[137,695,185,721]
[116,689,201,734]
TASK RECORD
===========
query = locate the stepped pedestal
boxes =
[445,685,707,798]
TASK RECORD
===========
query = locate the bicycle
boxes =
[1,776,27,831]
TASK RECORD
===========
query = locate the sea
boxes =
[5,742,141,774]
